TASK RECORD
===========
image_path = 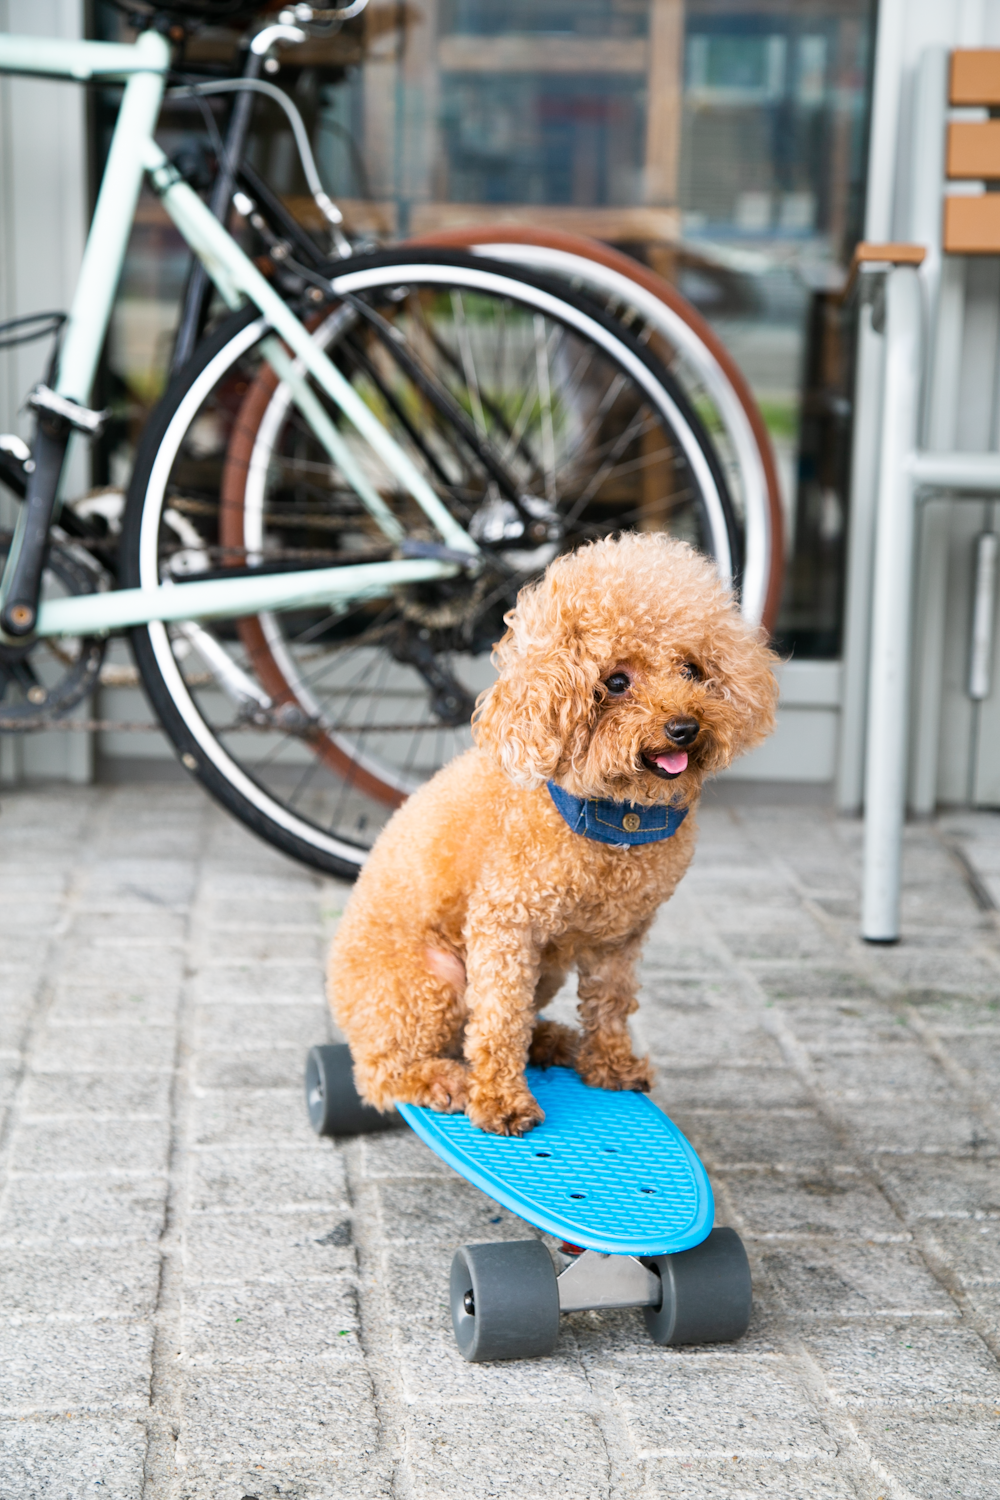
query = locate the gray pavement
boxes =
[1,781,999,1499]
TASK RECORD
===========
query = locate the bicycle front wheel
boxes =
[121,250,739,878]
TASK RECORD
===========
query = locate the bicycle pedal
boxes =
[27,385,108,437]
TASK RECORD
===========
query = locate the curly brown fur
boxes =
[328,533,778,1134]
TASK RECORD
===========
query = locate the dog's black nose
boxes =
[665,715,700,747]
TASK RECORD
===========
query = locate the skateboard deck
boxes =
[396,1065,713,1257]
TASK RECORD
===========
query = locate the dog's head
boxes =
[473,533,779,805]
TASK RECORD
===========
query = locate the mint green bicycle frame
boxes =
[0,27,478,644]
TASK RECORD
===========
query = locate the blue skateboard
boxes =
[305,1044,751,1361]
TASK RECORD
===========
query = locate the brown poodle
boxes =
[327,533,778,1135]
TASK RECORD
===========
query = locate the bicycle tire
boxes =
[121,249,740,878]
[410,227,784,633]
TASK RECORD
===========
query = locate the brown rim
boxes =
[408,226,785,635]
[219,349,407,809]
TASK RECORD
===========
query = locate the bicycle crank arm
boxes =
[0,418,71,636]
[28,556,462,639]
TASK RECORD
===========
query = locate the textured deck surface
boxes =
[399,1065,712,1254]
[1,781,999,1499]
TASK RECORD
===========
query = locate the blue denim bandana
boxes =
[546,780,689,847]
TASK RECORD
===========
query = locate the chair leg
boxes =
[862,265,923,943]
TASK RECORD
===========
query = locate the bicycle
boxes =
[0,2,780,880]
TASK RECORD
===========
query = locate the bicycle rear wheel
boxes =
[411,228,784,632]
[121,250,739,878]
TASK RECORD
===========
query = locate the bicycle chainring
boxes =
[0,533,106,730]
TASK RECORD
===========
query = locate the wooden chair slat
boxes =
[947,120,1000,178]
[950,49,1000,105]
[943,194,1000,253]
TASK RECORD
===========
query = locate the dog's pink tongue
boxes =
[654,750,688,774]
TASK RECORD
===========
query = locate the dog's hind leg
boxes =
[330,941,469,1114]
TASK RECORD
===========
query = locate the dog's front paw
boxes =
[529,1019,580,1069]
[577,1040,653,1093]
[467,1084,544,1136]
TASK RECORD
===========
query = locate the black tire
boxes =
[304,1043,399,1136]
[643,1226,752,1346]
[450,1239,560,1362]
[121,250,739,879]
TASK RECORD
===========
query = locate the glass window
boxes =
[90,0,876,657]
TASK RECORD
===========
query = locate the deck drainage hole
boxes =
[535,1151,552,1158]
[640,1187,656,1194]
[569,1192,586,1200]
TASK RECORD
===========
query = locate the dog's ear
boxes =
[701,619,781,770]
[473,572,598,788]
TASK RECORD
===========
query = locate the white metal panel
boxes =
[0,0,90,783]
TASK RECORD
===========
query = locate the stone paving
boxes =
[1,781,999,1499]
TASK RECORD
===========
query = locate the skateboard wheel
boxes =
[643,1227,752,1346]
[304,1044,399,1137]
[450,1240,560,1362]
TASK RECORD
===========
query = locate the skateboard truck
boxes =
[555,1248,661,1312]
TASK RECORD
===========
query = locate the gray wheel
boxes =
[643,1227,752,1346]
[304,1043,399,1136]
[450,1240,560,1362]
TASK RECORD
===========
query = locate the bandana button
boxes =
[622,813,641,832]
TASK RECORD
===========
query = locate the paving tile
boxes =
[0,1176,167,1245]
[640,1457,861,1498]
[851,1414,1000,1500]
[187,1144,347,1214]
[176,1361,378,1466]
[652,1067,810,1113]
[52,943,185,995]
[75,859,197,907]
[181,1280,358,1365]
[202,896,322,929]
[878,1157,1000,1221]
[611,1354,837,1458]
[66,906,187,945]
[834,1096,994,1157]
[638,1008,785,1069]
[46,984,182,1027]
[373,1177,535,1247]
[171,1460,393,1500]
[751,968,880,1004]
[9,1116,171,1177]
[0,1417,148,1500]
[195,1049,317,1090]
[681,1111,852,1172]
[723,1169,905,1241]
[403,1407,610,1500]
[184,1212,355,1284]
[190,1088,310,1148]
[758,1242,959,1319]
[355,1128,452,1181]
[194,931,325,967]
[20,1068,172,1119]
[0,1320,154,1413]
[922,1219,1000,1286]
[402,1325,597,1406]
[0,986,37,1052]
[193,1003,326,1054]
[30,1023,177,1074]
[0,1244,162,1321]
[811,1046,956,1099]
[806,1321,1000,1409]
[876,948,1000,997]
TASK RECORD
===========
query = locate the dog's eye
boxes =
[679,661,702,682]
[603,672,631,696]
